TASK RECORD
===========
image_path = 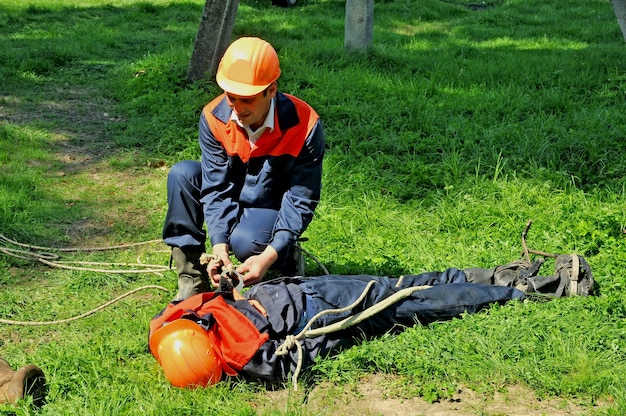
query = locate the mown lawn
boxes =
[1,0,625,415]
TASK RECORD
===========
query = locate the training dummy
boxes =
[149,254,593,388]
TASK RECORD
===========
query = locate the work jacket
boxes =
[198,92,325,258]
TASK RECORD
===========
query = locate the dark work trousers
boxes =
[297,268,524,337]
[162,160,290,269]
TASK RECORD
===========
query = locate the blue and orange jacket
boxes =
[198,91,325,258]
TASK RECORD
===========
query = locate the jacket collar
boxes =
[212,91,300,130]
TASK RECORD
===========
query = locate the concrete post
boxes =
[344,0,374,51]
[187,0,239,83]
[611,0,626,42]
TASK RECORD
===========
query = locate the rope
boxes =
[0,285,170,326]
[520,220,558,260]
[304,285,432,337]
[274,281,432,390]
[300,245,330,275]
[0,235,173,325]
[0,235,168,274]
[0,234,163,252]
[36,257,169,274]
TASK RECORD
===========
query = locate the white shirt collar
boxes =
[230,98,276,145]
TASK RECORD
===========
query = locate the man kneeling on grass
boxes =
[149,255,592,388]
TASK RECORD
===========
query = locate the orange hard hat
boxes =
[149,319,223,388]
[216,37,281,97]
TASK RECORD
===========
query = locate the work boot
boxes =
[171,246,212,301]
[464,258,544,291]
[0,357,47,407]
[553,254,594,297]
[276,243,305,278]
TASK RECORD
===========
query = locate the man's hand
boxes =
[209,243,233,287]
[236,246,278,286]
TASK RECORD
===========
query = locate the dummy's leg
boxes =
[384,271,525,327]
[394,268,467,288]
[396,261,541,291]
[398,259,543,290]
[463,259,543,290]
[392,283,524,326]
[162,161,211,300]
[297,274,523,336]
[0,357,47,408]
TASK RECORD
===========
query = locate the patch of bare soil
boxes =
[1,83,127,171]
[259,374,601,416]
[1,84,166,247]
[2,91,108,205]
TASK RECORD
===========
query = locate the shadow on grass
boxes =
[1,0,624,247]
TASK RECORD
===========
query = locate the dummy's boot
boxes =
[553,254,594,296]
[524,254,595,297]
[0,357,47,407]
[171,246,212,301]
[463,258,544,291]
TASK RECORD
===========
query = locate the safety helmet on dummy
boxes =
[149,319,222,388]
[216,37,281,97]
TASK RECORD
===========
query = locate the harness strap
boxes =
[569,254,580,296]
[555,254,580,297]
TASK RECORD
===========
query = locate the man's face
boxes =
[225,82,277,130]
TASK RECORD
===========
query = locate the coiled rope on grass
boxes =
[0,234,164,253]
[0,234,169,274]
[0,234,171,326]
[0,234,330,328]
[0,234,329,276]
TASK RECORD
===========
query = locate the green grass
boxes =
[1,0,626,414]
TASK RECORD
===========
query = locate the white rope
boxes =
[0,234,163,252]
[0,236,168,274]
[0,235,172,325]
[0,285,170,326]
[304,285,432,337]
[274,281,432,390]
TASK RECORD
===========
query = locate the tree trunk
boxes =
[611,0,626,42]
[187,0,239,83]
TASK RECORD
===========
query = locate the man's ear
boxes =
[267,81,278,98]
